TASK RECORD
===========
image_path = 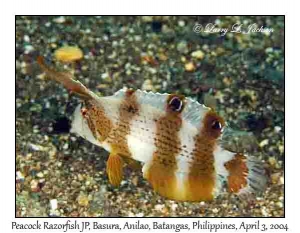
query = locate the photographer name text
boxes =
[193,23,274,36]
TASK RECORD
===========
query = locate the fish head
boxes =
[70,103,101,146]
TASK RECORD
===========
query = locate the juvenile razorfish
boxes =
[37,56,267,202]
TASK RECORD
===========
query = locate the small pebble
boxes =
[132,176,139,186]
[29,143,46,151]
[24,45,34,53]
[136,212,144,217]
[23,35,30,42]
[63,143,69,150]
[30,179,39,192]
[261,207,269,217]
[212,208,219,214]
[274,126,281,133]
[276,202,283,208]
[21,61,27,68]
[259,139,269,148]
[53,16,66,24]
[101,73,109,80]
[134,35,142,41]
[16,60,21,70]
[78,174,84,181]
[265,47,273,53]
[142,79,154,91]
[128,212,135,217]
[279,176,284,185]
[171,203,178,211]
[71,180,81,188]
[54,46,83,63]
[178,20,185,27]
[70,211,79,217]
[50,199,58,210]
[278,145,284,154]
[177,41,189,54]
[77,194,89,207]
[191,50,205,60]
[141,16,153,22]
[268,157,276,166]
[271,172,281,184]
[185,62,196,72]
[155,204,164,211]
[16,171,25,181]
[148,67,157,74]
[223,77,232,86]
[36,172,44,178]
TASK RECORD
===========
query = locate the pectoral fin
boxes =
[106,153,124,187]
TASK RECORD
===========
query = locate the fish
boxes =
[37,56,267,202]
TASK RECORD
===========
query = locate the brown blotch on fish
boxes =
[144,97,183,200]
[185,110,224,201]
[224,153,248,193]
[201,110,225,139]
[85,100,114,142]
[106,91,141,186]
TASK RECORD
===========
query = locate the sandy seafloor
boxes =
[16,16,284,217]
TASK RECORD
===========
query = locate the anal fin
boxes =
[106,152,124,186]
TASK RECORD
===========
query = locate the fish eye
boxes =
[81,107,88,118]
[211,120,222,130]
[168,96,183,112]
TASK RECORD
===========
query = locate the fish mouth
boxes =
[70,103,103,147]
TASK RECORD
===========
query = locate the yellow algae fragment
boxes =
[54,46,83,62]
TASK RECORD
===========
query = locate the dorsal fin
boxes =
[113,87,127,98]
[135,90,169,112]
[37,56,96,100]
[118,89,211,128]
[182,97,211,128]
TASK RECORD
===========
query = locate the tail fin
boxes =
[224,153,267,197]
[37,56,94,100]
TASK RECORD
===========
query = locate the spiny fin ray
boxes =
[37,56,94,100]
